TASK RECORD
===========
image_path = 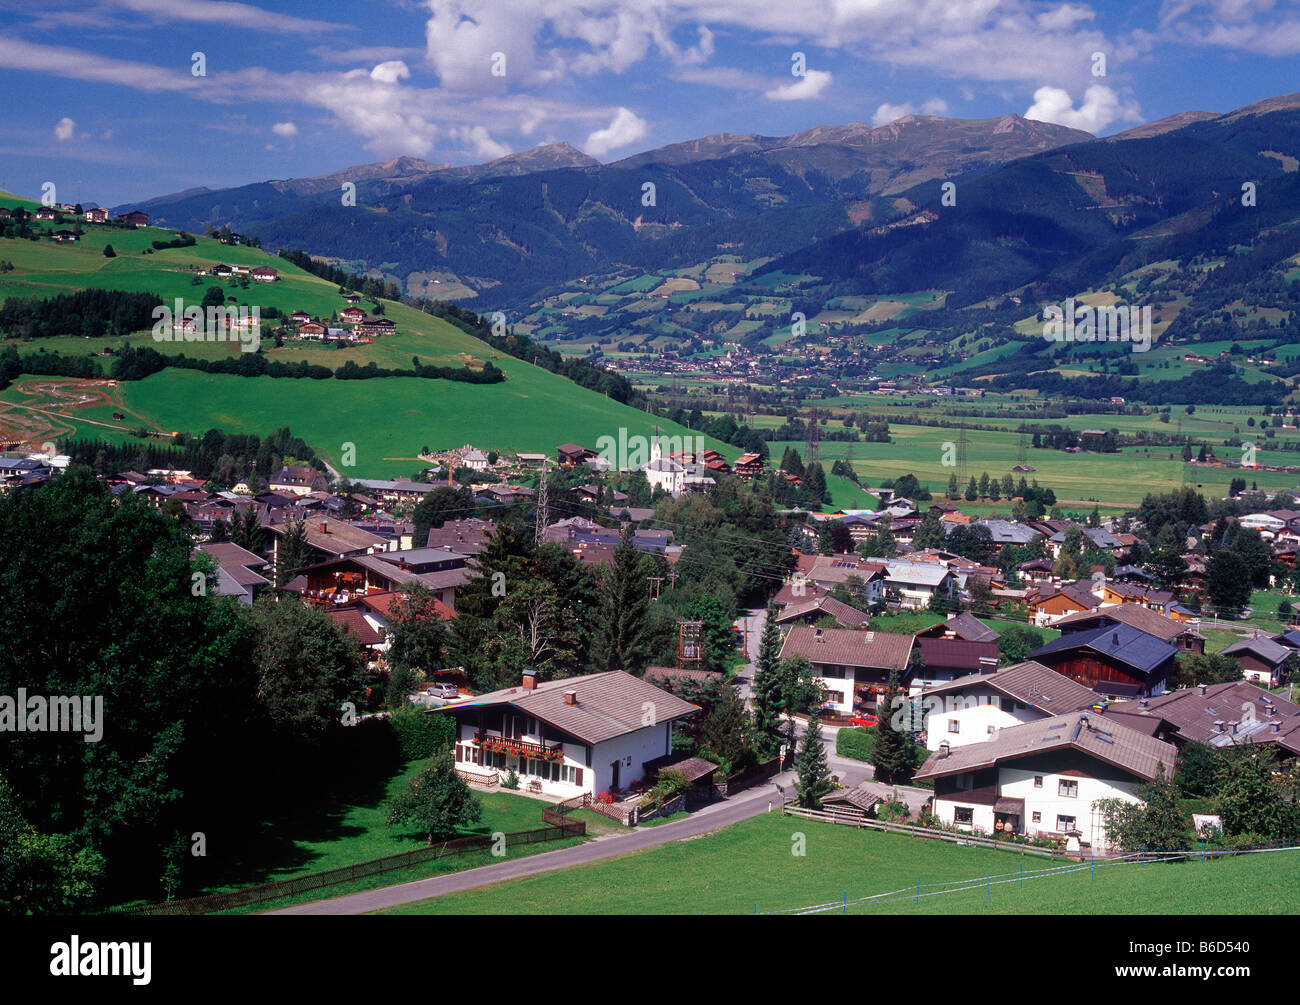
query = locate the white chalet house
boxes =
[882,559,956,608]
[778,625,913,716]
[914,711,1177,851]
[439,670,698,798]
[920,661,1099,751]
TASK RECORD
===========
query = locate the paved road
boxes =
[732,606,767,708]
[269,769,800,915]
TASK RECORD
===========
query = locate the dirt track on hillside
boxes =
[0,377,162,448]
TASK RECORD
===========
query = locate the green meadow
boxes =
[0,193,729,475]
[116,366,725,477]
[378,812,1300,915]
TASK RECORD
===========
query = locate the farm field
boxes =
[378,812,1300,915]
[765,426,1300,506]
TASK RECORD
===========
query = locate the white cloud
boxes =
[765,69,832,101]
[1159,1,1300,56]
[271,121,297,137]
[102,0,346,34]
[582,107,648,158]
[872,97,949,125]
[1024,83,1141,134]
[54,116,76,141]
[370,61,410,85]
[452,125,510,160]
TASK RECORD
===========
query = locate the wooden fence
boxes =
[782,805,1062,858]
[718,757,781,796]
[127,816,585,916]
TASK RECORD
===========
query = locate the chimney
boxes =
[564,690,578,706]
[1214,720,1225,733]
[522,671,536,691]
[1199,683,1208,695]
[939,740,950,758]
[1140,697,1149,708]
[1271,720,1281,734]
[1080,712,1090,730]
[1112,632,1119,647]
[319,522,328,534]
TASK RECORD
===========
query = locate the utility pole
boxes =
[533,459,549,546]
[677,620,704,671]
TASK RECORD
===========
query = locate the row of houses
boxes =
[196,263,279,282]
[917,664,1300,850]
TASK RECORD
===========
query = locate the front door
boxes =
[610,760,621,790]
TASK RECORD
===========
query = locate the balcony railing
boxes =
[474,731,564,761]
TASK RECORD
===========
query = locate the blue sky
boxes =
[1,0,1298,206]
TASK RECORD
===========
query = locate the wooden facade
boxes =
[1036,651,1170,698]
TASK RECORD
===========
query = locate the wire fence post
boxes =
[916,876,919,906]
[843,891,847,915]
[1020,859,1023,890]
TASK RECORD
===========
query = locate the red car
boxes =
[848,714,879,728]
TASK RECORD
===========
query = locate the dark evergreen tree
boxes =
[795,712,834,810]
[590,527,654,675]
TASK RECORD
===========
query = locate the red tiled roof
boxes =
[326,607,383,646]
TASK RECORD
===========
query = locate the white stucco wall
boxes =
[922,688,1047,750]
[453,718,674,797]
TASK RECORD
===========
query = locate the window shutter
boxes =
[455,744,462,762]
[575,768,583,787]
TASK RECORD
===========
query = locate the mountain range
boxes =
[117,94,1300,314]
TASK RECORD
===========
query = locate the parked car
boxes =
[848,714,879,728]
[426,682,459,698]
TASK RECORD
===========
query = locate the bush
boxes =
[641,769,689,812]
[836,726,875,761]
[388,703,455,761]
[877,796,910,822]
[503,768,520,790]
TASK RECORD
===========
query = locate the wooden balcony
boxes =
[474,730,563,760]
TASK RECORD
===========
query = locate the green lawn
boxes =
[378,812,1300,915]
[179,760,571,897]
[130,759,592,914]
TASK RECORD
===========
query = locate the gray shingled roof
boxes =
[915,711,1177,783]
[1107,681,1300,751]
[779,625,913,670]
[437,670,699,744]
[940,612,1000,643]
[1222,637,1291,666]
[922,661,1098,716]
[773,595,871,628]
[1053,604,1188,643]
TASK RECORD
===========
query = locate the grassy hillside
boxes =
[0,192,728,474]
[379,812,1300,915]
